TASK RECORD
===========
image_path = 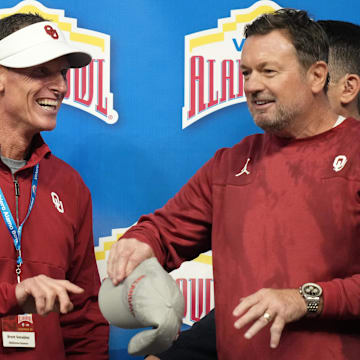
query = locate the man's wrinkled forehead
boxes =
[241,30,297,67]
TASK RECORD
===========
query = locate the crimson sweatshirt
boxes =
[0,135,108,359]
[124,118,360,360]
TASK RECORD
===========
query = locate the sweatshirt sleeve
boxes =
[60,186,109,359]
[0,282,23,316]
[123,154,215,272]
[319,274,360,319]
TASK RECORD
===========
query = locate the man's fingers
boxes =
[50,284,74,314]
[32,278,64,315]
[124,258,139,280]
[270,316,285,348]
[106,242,119,280]
[16,275,84,316]
[232,288,307,348]
[107,238,155,285]
[243,311,274,340]
[41,278,83,314]
[34,295,49,316]
[34,276,83,315]
[234,302,267,330]
[123,251,153,279]
[52,279,84,294]
[107,242,131,284]
[24,279,50,315]
[233,290,267,317]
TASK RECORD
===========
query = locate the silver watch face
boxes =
[302,282,323,297]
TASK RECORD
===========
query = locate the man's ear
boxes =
[307,61,328,94]
[0,66,7,93]
[341,73,360,105]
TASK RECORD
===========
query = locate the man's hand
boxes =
[233,288,307,349]
[15,275,84,316]
[107,238,155,285]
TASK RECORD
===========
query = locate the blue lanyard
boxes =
[0,164,39,283]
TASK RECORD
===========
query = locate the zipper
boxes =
[12,175,20,228]
[13,175,22,283]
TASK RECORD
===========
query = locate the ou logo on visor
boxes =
[51,192,64,213]
[44,25,59,39]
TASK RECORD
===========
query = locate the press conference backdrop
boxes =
[0,0,358,358]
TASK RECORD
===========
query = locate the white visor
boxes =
[0,21,91,68]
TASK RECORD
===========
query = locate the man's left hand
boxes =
[233,288,307,349]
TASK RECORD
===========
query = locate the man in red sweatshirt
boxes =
[0,13,108,359]
[147,18,360,360]
[108,9,360,360]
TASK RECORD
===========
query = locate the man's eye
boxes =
[31,68,47,77]
[61,69,69,79]
[264,69,275,74]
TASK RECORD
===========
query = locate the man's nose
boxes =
[244,72,265,95]
[50,72,68,97]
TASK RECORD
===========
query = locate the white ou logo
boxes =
[51,192,64,213]
[333,155,347,172]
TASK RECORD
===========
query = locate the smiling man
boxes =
[108,8,360,360]
[0,13,108,359]
[147,18,360,360]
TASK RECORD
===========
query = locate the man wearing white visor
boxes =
[0,13,108,359]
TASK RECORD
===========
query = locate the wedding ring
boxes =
[263,312,272,323]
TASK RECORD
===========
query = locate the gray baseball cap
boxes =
[99,257,185,356]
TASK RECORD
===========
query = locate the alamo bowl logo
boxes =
[0,0,118,125]
[182,0,281,129]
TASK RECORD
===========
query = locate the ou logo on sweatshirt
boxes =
[51,192,64,213]
[333,155,347,172]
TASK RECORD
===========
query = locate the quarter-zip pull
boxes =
[13,176,20,228]
[13,177,21,281]
[14,179,20,196]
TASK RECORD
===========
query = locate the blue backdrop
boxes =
[1,0,359,358]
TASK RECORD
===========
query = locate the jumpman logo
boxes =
[235,158,251,176]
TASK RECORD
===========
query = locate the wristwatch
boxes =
[299,282,323,316]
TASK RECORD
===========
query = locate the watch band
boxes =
[299,282,323,316]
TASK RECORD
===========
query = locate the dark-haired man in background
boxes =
[319,20,360,120]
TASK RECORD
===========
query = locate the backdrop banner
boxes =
[0,1,359,359]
